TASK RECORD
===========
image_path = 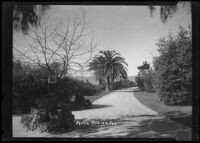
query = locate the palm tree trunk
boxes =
[106,75,111,91]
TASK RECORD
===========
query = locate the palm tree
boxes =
[89,50,128,91]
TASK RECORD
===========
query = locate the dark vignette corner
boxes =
[1,1,199,141]
[2,2,13,141]
[192,1,200,141]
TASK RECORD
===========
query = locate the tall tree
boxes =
[13,10,97,118]
[89,50,128,91]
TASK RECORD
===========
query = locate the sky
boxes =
[13,2,191,76]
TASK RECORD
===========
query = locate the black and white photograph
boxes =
[2,1,199,141]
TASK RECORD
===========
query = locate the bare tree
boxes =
[14,9,98,80]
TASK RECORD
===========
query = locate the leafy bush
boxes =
[21,108,49,132]
[142,70,155,92]
[135,76,144,90]
[98,82,106,90]
[112,80,135,90]
[75,80,101,96]
[56,77,101,99]
[12,60,49,114]
[13,62,101,132]
[153,26,192,105]
[12,60,101,114]
[21,106,75,133]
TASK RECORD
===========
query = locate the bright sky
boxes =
[13,2,191,76]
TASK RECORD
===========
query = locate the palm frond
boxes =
[88,50,128,83]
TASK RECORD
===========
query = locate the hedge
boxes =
[153,26,192,105]
[112,79,135,90]
[12,61,102,114]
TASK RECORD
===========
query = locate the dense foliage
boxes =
[153,26,192,105]
[135,76,144,90]
[55,77,98,110]
[136,61,155,92]
[13,59,102,132]
[13,60,101,114]
[142,69,155,92]
[21,107,74,133]
[12,60,48,114]
[112,80,135,90]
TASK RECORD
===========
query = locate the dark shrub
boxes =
[143,70,155,92]
[77,80,102,96]
[13,76,39,114]
[55,77,103,110]
[153,26,192,105]
[99,82,106,90]
[12,61,49,114]
[12,75,48,114]
[21,108,48,132]
[112,80,134,90]
[14,62,102,132]
[56,77,74,103]
[13,66,101,113]
[135,76,144,90]
[56,77,100,100]
[72,95,92,110]
[21,105,74,133]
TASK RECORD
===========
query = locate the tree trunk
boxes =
[47,72,57,119]
[106,76,111,91]
[98,78,102,86]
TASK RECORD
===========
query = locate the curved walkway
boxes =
[72,87,157,120]
[51,87,191,140]
[13,87,191,140]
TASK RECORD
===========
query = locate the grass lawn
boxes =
[133,88,192,128]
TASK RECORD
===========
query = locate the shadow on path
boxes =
[116,90,134,92]
[71,104,112,111]
[125,116,191,140]
[48,115,191,140]
[162,111,192,128]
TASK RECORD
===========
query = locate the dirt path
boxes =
[50,87,191,140]
[73,87,157,120]
[12,87,191,140]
